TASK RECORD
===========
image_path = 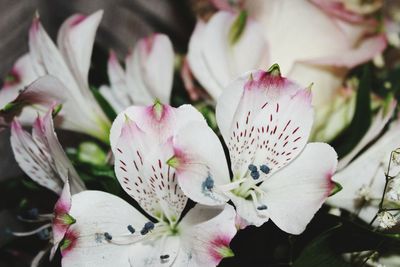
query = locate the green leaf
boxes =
[332,65,372,158]
[90,86,117,121]
[294,224,351,267]
[294,214,400,267]
[228,11,247,45]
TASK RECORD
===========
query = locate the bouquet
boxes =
[0,0,400,266]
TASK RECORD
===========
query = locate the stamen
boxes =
[202,176,214,191]
[141,222,155,235]
[249,191,268,216]
[260,165,270,174]
[127,225,135,234]
[160,254,170,263]
[11,223,52,237]
[257,205,268,210]
[104,232,113,241]
[248,164,257,172]
[250,170,260,180]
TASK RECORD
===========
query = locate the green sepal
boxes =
[166,156,180,168]
[52,104,63,118]
[329,181,342,197]
[152,99,164,120]
[60,213,76,225]
[216,246,235,259]
[267,63,281,76]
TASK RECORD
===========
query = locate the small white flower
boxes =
[357,185,373,202]
[377,211,397,229]
[391,148,400,165]
[386,178,400,202]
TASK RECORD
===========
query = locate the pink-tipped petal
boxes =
[260,142,338,234]
[216,69,314,178]
[110,104,205,153]
[172,121,231,206]
[10,106,85,195]
[61,191,149,267]
[51,180,74,259]
[114,117,187,221]
[177,204,237,266]
[10,119,63,194]
[57,10,104,91]
[125,34,174,105]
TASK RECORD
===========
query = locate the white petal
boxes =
[10,107,85,195]
[246,0,349,74]
[189,11,267,100]
[338,100,397,169]
[57,10,104,92]
[29,17,110,142]
[110,104,205,153]
[171,121,231,206]
[10,119,63,194]
[62,190,149,267]
[328,120,400,222]
[216,69,313,179]
[260,143,338,234]
[1,53,38,95]
[99,85,125,113]
[226,192,269,227]
[177,204,237,266]
[187,21,223,99]
[138,34,174,104]
[114,118,187,221]
[32,109,85,194]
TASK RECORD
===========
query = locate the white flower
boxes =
[60,101,237,267]
[169,66,338,234]
[377,211,397,229]
[100,34,175,112]
[10,107,85,195]
[0,11,111,142]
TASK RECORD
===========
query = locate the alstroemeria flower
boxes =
[169,66,338,234]
[60,102,237,266]
[0,11,111,142]
[328,117,400,223]
[12,181,76,266]
[100,34,174,112]
[10,106,86,195]
[187,1,386,142]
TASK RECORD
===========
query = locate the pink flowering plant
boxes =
[1,1,400,266]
